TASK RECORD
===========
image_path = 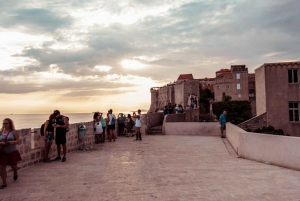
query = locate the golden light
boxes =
[121,59,146,70]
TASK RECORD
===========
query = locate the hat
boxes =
[53,110,60,115]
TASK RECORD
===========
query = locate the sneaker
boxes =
[52,156,61,161]
[61,157,66,162]
[43,158,52,163]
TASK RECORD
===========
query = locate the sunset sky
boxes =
[0,0,299,114]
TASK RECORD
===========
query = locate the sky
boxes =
[0,0,299,114]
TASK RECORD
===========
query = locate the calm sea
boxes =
[0,111,140,129]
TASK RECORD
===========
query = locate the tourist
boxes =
[52,110,69,162]
[219,110,227,138]
[186,105,190,110]
[168,103,173,114]
[107,109,116,142]
[133,114,142,141]
[0,118,22,189]
[178,104,184,114]
[163,106,168,116]
[175,104,179,114]
[93,112,103,144]
[43,113,56,163]
[100,113,106,143]
[125,114,134,137]
[117,113,126,136]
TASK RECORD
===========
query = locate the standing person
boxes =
[100,113,106,143]
[133,114,142,141]
[94,114,103,144]
[43,114,56,163]
[52,110,69,162]
[107,109,116,142]
[163,106,168,116]
[178,104,183,114]
[117,113,126,136]
[219,111,227,138]
[0,118,22,189]
[175,104,179,114]
[125,114,134,137]
[168,103,173,114]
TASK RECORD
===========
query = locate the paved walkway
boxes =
[1,135,300,201]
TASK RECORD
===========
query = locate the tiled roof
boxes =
[216,72,232,77]
[177,74,194,80]
[202,85,214,90]
[196,77,215,81]
[248,73,255,77]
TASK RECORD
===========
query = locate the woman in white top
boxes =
[107,109,116,142]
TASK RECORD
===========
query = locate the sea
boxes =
[1,112,141,130]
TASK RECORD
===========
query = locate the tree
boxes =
[200,88,214,113]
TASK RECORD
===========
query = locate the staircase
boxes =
[146,125,163,135]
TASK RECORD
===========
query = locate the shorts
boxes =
[135,127,141,132]
[45,132,54,142]
[107,125,115,130]
[221,123,226,131]
[0,150,22,166]
[55,132,67,145]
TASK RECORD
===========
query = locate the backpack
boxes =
[111,116,115,125]
[40,123,45,136]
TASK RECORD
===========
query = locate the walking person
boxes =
[100,113,106,143]
[133,115,142,141]
[219,111,227,138]
[107,109,116,142]
[0,118,22,189]
[43,114,56,163]
[52,110,69,162]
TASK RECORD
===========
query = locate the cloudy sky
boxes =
[0,0,299,114]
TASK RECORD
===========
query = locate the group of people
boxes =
[93,109,143,143]
[163,103,184,116]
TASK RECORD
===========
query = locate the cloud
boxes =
[0,8,73,33]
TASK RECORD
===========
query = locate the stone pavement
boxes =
[1,135,300,201]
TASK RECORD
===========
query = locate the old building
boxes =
[148,74,200,113]
[197,78,215,92]
[214,65,249,101]
[255,61,300,136]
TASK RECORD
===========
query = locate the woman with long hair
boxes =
[0,118,21,189]
[93,112,103,144]
[43,114,56,163]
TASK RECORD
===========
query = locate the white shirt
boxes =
[135,118,141,127]
[94,121,103,134]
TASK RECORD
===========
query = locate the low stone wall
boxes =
[142,112,164,135]
[163,122,220,136]
[14,121,98,169]
[185,109,200,122]
[227,123,300,171]
[165,113,186,122]
[238,112,267,131]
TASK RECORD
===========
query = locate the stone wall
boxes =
[141,112,164,135]
[13,121,100,170]
[238,113,267,131]
[165,113,186,123]
[185,109,200,122]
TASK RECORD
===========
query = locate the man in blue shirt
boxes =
[219,111,227,138]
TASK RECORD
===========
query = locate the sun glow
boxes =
[121,60,146,70]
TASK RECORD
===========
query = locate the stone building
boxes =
[197,78,215,92]
[214,65,249,101]
[254,61,300,136]
[148,74,200,113]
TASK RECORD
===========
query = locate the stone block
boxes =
[31,153,35,160]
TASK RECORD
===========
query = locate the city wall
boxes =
[14,121,101,170]
[163,122,220,136]
[226,123,300,171]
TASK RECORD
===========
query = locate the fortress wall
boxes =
[13,121,99,170]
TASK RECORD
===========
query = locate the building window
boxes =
[289,102,299,122]
[222,92,225,99]
[226,85,230,88]
[238,94,241,98]
[236,73,240,79]
[288,69,298,83]
[237,84,241,89]
[217,86,220,89]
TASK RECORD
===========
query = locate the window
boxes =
[222,92,226,98]
[237,84,241,89]
[217,86,220,89]
[238,94,241,98]
[288,69,298,83]
[236,73,240,79]
[226,85,230,88]
[289,102,299,122]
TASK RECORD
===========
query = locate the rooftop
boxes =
[2,135,300,200]
[177,74,194,80]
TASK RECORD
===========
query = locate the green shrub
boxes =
[213,100,252,125]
